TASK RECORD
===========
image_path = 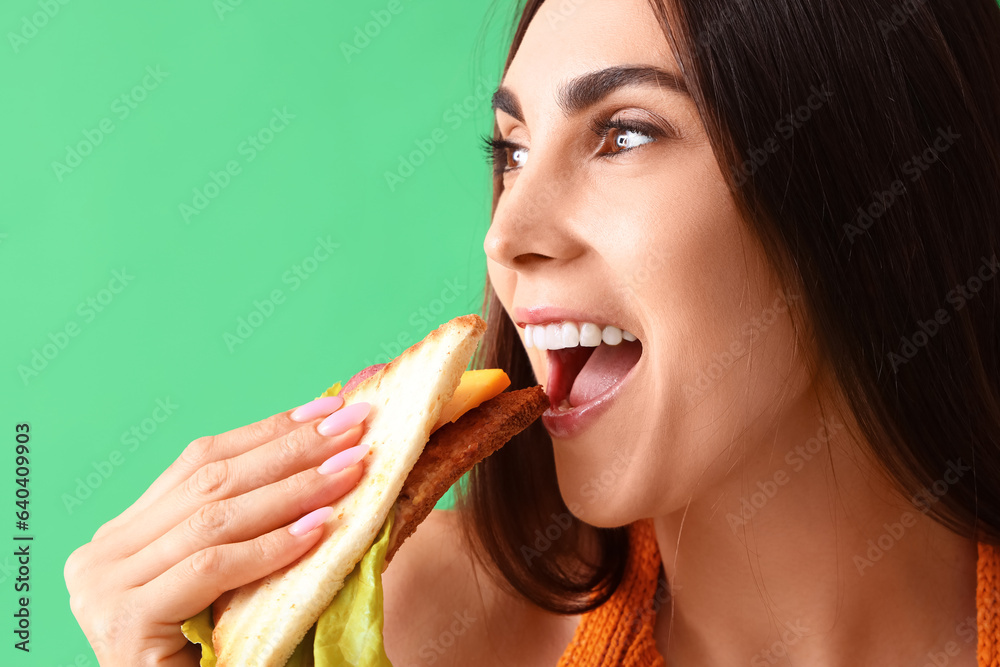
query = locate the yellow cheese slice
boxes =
[431,368,510,432]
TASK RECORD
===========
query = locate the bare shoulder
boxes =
[382,509,579,666]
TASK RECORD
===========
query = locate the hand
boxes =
[64,395,372,666]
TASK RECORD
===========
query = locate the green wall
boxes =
[0,0,509,662]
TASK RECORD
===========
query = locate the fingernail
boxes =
[290,395,344,422]
[317,402,371,436]
[288,506,333,536]
[318,443,370,475]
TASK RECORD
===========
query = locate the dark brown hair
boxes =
[455,0,1000,614]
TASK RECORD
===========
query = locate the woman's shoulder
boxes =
[381,508,580,666]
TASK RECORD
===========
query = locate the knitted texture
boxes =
[556,519,665,667]
[558,524,1000,666]
[980,542,1000,667]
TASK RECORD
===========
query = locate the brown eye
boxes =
[590,115,665,157]
[479,134,529,174]
[598,123,657,155]
[506,145,529,169]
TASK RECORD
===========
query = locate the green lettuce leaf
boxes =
[180,606,216,667]
[180,380,395,666]
[180,512,394,667]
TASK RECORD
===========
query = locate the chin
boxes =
[551,439,651,529]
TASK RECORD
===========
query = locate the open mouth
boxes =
[545,338,643,410]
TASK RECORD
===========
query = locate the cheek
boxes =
[555,147,806,521]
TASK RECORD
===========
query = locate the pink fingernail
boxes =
[318,443,370,475]
[290,395,344,422]
[317,402,371,436]
[288,506,334,536]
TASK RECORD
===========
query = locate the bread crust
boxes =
[211,314,486,666]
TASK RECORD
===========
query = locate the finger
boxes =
[96,397,358,544]
[108,396,345,532]
[108,420,367,559]
[145,505,338,624]
[123,462,365,586]
[131,621,203,667]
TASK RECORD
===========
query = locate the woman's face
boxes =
[484,0,817,526]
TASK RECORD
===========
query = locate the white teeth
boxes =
[561,322,580,348]
[532,325,547,349]
[579,322,603,347]
[545,323,563,350]
[523,321,638,351]
[558,398,573,411]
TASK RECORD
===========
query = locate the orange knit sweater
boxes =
[557,520,1000,666]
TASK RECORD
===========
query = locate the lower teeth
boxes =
[558,398,573,411]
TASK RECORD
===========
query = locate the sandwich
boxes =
[179,314,549,666]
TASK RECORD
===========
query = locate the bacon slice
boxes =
[385,385,549,564]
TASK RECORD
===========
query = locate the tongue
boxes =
[569,339,642,406]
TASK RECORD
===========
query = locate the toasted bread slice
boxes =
[211,314,487,666]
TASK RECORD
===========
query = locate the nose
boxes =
[482,153,586,272]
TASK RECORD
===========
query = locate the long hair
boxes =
[455,0,1000,614]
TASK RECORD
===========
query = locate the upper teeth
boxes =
[523,322,637,351]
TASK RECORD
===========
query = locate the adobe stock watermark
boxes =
[358,277,468,367]
[84,597,143,658]
[17,269,134,386]
[732,83,833,187]
[340,0,405,63]
[617,573,672,638]
[384,76,493,192]
[179,107,295,224]
[222,236,341,352]
[853,459,969,576]
[619,244,667,298]
[693,6,736,54]
[51,66,169,182]
[520,450,628,566]
[416,610,477,664]
[922,615,979,666]
[543,0,590,28]
[887,253,998,371]
[726,417,845,532]
[878,0,929,39]
[213,0,251,21]
[7,0,73,54]
[750,618,810,666]
[843,126,960,243]
[62,397,180,514]
[0,554,24,587]
[681,288,802,401]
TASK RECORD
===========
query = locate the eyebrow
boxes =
[491,65,688,123]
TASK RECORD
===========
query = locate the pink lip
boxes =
[513,305,632,333]
[540,349,642,440]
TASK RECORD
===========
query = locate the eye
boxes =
[479,135,528,175]
[590,117,660,157]
[478,115,664,175]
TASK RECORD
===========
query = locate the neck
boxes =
[650,394,979,666]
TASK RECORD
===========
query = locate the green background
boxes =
[0,0,510,662]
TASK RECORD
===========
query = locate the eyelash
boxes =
[478,117,662,175]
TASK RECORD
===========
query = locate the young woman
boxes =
[66,0,1000,664]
